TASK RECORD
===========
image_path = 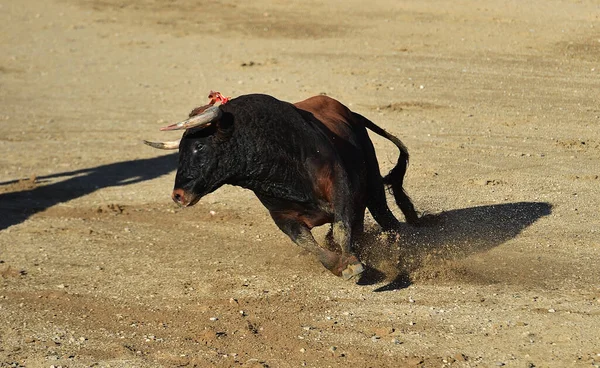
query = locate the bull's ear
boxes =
[215,112,234,141]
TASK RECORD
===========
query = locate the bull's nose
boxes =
[172,188,187,206]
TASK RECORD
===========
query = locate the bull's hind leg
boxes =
[366,175,404,231]
[388,186,421,225]
[386,184,439,227]
[328,187,365,280]
[364,155,427,227]
[368,178,428,227]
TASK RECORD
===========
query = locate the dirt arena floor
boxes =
[1,0,600,367]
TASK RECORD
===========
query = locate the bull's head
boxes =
[144,104,232,207]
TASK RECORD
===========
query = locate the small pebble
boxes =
[209,317,218,321]
[373,327,394,336]
[329,346,337,353]
[454,353,467,362]
[371,335,380,342]
[300,348,306,353]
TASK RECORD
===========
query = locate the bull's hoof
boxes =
[341,262,364,280]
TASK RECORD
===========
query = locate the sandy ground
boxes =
[1,0,600,367]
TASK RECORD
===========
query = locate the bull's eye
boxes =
[194,142,204,153]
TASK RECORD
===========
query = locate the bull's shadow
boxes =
[356,201,552,291]
[0,154,177,230]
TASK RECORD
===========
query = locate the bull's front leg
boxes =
[269,212,354,278]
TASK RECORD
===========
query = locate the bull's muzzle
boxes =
[172,188,189,207]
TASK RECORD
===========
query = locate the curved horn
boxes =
[160,105,222,131]
[143,139,180,150]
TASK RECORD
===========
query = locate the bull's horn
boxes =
[160,105,221,131]
[143,139,180,150]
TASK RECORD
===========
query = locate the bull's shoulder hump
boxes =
[229,93,286,106]
[222,94,296,115]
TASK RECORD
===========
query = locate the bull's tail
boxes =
[359,115,421,225]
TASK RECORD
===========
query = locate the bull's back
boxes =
[293,96,363,141]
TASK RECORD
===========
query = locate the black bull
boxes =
[146,94,431,279]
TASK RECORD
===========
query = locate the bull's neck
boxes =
[230,166,313,205]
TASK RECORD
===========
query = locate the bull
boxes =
[145,93,430,280]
